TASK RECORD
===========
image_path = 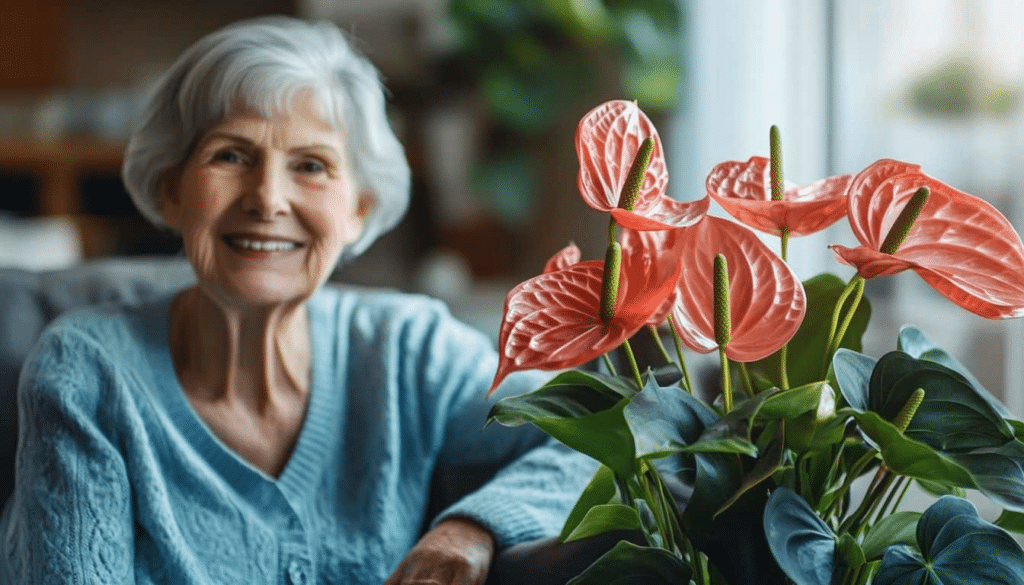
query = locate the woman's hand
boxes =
[384,517,496,585]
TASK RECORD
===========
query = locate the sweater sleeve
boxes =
[413,300,599,550]
[1,328,134,584]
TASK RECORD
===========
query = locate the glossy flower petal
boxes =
[490,229,684,394]
[671,216,806,362]
[576,100,709,230]
[543,242,582,273]
[706,156,852,236]
[830,159,1024,319]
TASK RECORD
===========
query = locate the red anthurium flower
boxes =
[490,229,684,394]
[706,156,853,237]
[830,159,1024,319]
[671,216,806,362]
[543,242,581,273]
[576,100,709,230]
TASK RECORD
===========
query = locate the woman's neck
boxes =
[169,286,312,412]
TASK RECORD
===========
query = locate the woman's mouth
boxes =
[223,235,302,253]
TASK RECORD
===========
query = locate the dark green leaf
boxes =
[763,487,837,585]
[487,376,636,476]
[898,325,1017,421]
[861,511,921,561]
[682,452,743,536]
[874,496,1024,585]
[995,509,1024,534]
[832,349,876,411]
[717,422,786,516]
[916,479,966,499]
[562,504,642,542]
[758,382,836,422]
[751,273,872,388]
[947,440,1024,512]
[623,375,718,460]
[560,465,618,541]
[868,352,1014,452]
[849,410,976,487]
[836,533,866,571]
[566,540,693,585]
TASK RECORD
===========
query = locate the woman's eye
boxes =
[213,149,246,165]
[295,159,326,174]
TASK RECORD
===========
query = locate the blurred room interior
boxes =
[2,0,1023,419]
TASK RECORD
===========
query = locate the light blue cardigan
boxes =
[0,287,596,584]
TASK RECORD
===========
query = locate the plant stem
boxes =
[779,344,790,390]
[875,475,907,524]
[719,347,733,413]
[601,353,618,376]
[647,324,673,365]
[736,361,755,398]
[829,277,865,358]
[666,315,693,393]
[823,448,878,520]
[780,229,790,262]
[821,275,865,377]
[622,338,645,391]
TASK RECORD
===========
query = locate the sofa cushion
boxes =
[0,256,196,507]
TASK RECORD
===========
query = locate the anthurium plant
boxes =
[486,99,1024,585]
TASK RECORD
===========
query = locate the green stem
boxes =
[719,347,733,413]
[602,353,618,376]
[875,475,907,524]
[647,324,673,365]
[622,338,645,391]
[823,448,879,520]
[829,278,865,358]
[821,275,865,377]
[780,229,790,262]
[666,315,693,394]
[736,361,755,398]
[892,476,912,512]
[779,344,790,390]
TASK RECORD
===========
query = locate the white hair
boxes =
[121,16,410,263]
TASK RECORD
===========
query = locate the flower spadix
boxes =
[489,229,684,394]
[830,159,1024,319]
[576,100,709,230]
[670,216,806,361]
[706,156,852,237]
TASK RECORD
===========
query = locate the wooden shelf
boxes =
[0,138,126,216]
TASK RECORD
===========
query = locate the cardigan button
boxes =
[287,560,306,585]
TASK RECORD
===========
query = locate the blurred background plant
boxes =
[440,0,683,239]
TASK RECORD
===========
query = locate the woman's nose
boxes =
[243,161,290,218]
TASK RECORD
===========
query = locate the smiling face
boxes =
[161,94,369,309]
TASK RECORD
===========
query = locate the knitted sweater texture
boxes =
[0,287,596,584]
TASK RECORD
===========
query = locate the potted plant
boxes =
[485,99,1024,584]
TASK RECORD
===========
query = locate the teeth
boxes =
[229,238,299,252]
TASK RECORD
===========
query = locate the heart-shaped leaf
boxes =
[832,348,877,411]
[623,375,718,460]
[763,487,837,585]
[868,352,1014,452]
[861,511,921,561]
[670,215,806,362]
[995,509,1024,535]
[874,496,1024,585]
[706,156,852,236]
[898,324,1017,421]
[946,440,1024,512]
[566,540,693,585]
[831,158,1024,319]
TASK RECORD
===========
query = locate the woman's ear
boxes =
[345,191,374,243]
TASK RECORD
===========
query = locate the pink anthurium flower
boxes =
[706,156,853,237]
[490,229,684,395]
[671,216,806,361]
[576,100,709,230]
[830,159,1024,319]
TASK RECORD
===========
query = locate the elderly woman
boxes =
[0,17,595,584]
